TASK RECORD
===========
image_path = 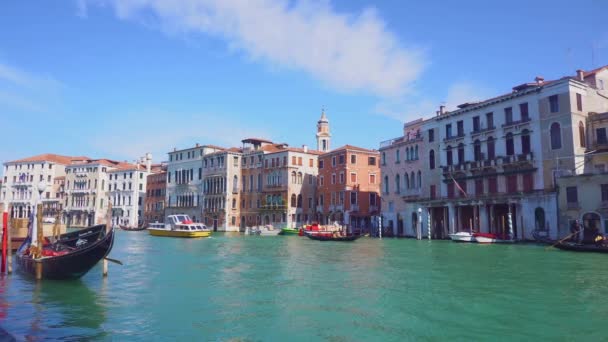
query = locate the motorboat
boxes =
[448,232,475,242]
[148,215,211,238]
[473,233,515,244]
[245,225,281,236]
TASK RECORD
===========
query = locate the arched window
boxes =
[415,145,419,160]
[297,194,302,208]
[579,121,586,148]
[384,176,389,194]
[487,137,495,160]
[395,174,401,193]
[457,143,465,165]
[521,129,531,154]
[233,175,238,192]
[410,171,415,189]
[506,133,514,156]
[291,171,297,184]
[474,140,482,161]
[417,170,422,188]
[446,145,453,166]
[550,123,562,149]
[406,148,410,161]
[297,172,303,184]
[382,152,386,165]
[291,194,296,207]
[429,150,435,169]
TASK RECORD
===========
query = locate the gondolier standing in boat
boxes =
[570,220,581,243]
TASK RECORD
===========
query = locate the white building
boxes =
[201,148,243,231]
[108,154,153,227]
[165,144,224,222]
[2,154,87,220]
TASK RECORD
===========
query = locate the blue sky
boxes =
[1,0,607,170]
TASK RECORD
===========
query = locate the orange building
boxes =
[317,145,381,233]
[144,164,166,224]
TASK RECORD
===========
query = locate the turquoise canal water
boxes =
[2,232,608,341]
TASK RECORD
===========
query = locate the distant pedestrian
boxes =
[570,220,581,242]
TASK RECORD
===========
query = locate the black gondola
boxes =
[554,241,608,254]
[17,225,115,280]
[305,233,361,242]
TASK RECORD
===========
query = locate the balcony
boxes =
[443,133,466,143]
[260,204,287,211]
[502,117,531,129]
[590,139,608,150]
[470,126,496,137]
[350,204,360,212]
[316,205,324,212]
[328,204,344,212]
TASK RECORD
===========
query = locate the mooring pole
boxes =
[7,207,12,274]
[1,211,7,274]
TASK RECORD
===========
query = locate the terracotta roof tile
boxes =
[7,153,90,165]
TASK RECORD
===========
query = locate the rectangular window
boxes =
[566,186,578,204]
[576,93,583,112]
[350,173,357,183]
[428,129,434,142]
[332,156,336,166]
[368,157,376,166]
[319,160,324,169]
[473,116,480,132]
[198,168,202,180]
[488,177,498,193]
[507,175,517,193]
[283,156,287,166]
[475,179,484,195]
[320,176,324,186]
[601,184,608,202]
[339,155,345,164]
[486,112,494,129]
[447,183,455,199]
[369,174,376,184]
[523,174,534,192]
[309,159,313,167]
[504,107,513,124]
[292,156,297,165]
[597,128,607,145]
[430,185,436,199]
[234,156,239,166]
[549,95,559,113]
[520,103,529,121]
[446,124,452,138]
[369,193,376,206]
[331,174,336,184]
[298,157,302,166]
[457,120,464,136]
[339,172,345,184]
[309,175,313,185]
[350,192,357,205]
[351,155,357,164]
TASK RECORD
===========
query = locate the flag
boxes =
[450,174,468,198]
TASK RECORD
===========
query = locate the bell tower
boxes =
[316,108,331,152]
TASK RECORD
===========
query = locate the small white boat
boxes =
[245,225,281,236]
[448,232,476,242]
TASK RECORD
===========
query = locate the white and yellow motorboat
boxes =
[148,215,212,238]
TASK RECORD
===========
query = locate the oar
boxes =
[545,229,581,251]
[104,257,123,265]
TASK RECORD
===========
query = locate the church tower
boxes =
[316,108,331,152]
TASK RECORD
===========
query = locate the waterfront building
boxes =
[165,144,224,222]
[239,137,321,230]
[2,154,87,220]
[107,154,152,227]
[144,164,167,224]
[317,145,381,233]
[64,158,121,227]
[201,148,243,231]
[379,119,426,237]
[380,65,608,240]
[555,66,608,237]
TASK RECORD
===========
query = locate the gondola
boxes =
[305,232,361,242]
[17,224,115,280]
[119,224,147,231]
[554,241,608,254]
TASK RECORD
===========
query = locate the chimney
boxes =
[535,76,544,85]
[439,105,445,115]
[576,69,585,81]
[195,143,200,147]
[435,110,440,116]
[302,145,308,153]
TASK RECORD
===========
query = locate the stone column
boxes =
[448,203,456,234]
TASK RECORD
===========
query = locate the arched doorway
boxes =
[397,214,404,236]
[241,216,246,231]
[582,212,602,243]
[412,212,418,237]
[534,208,545,231]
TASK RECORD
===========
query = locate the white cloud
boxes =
[84,0,425,98]
[0,62,64,112]
[374,81,495,123]
[0,62,63,91]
